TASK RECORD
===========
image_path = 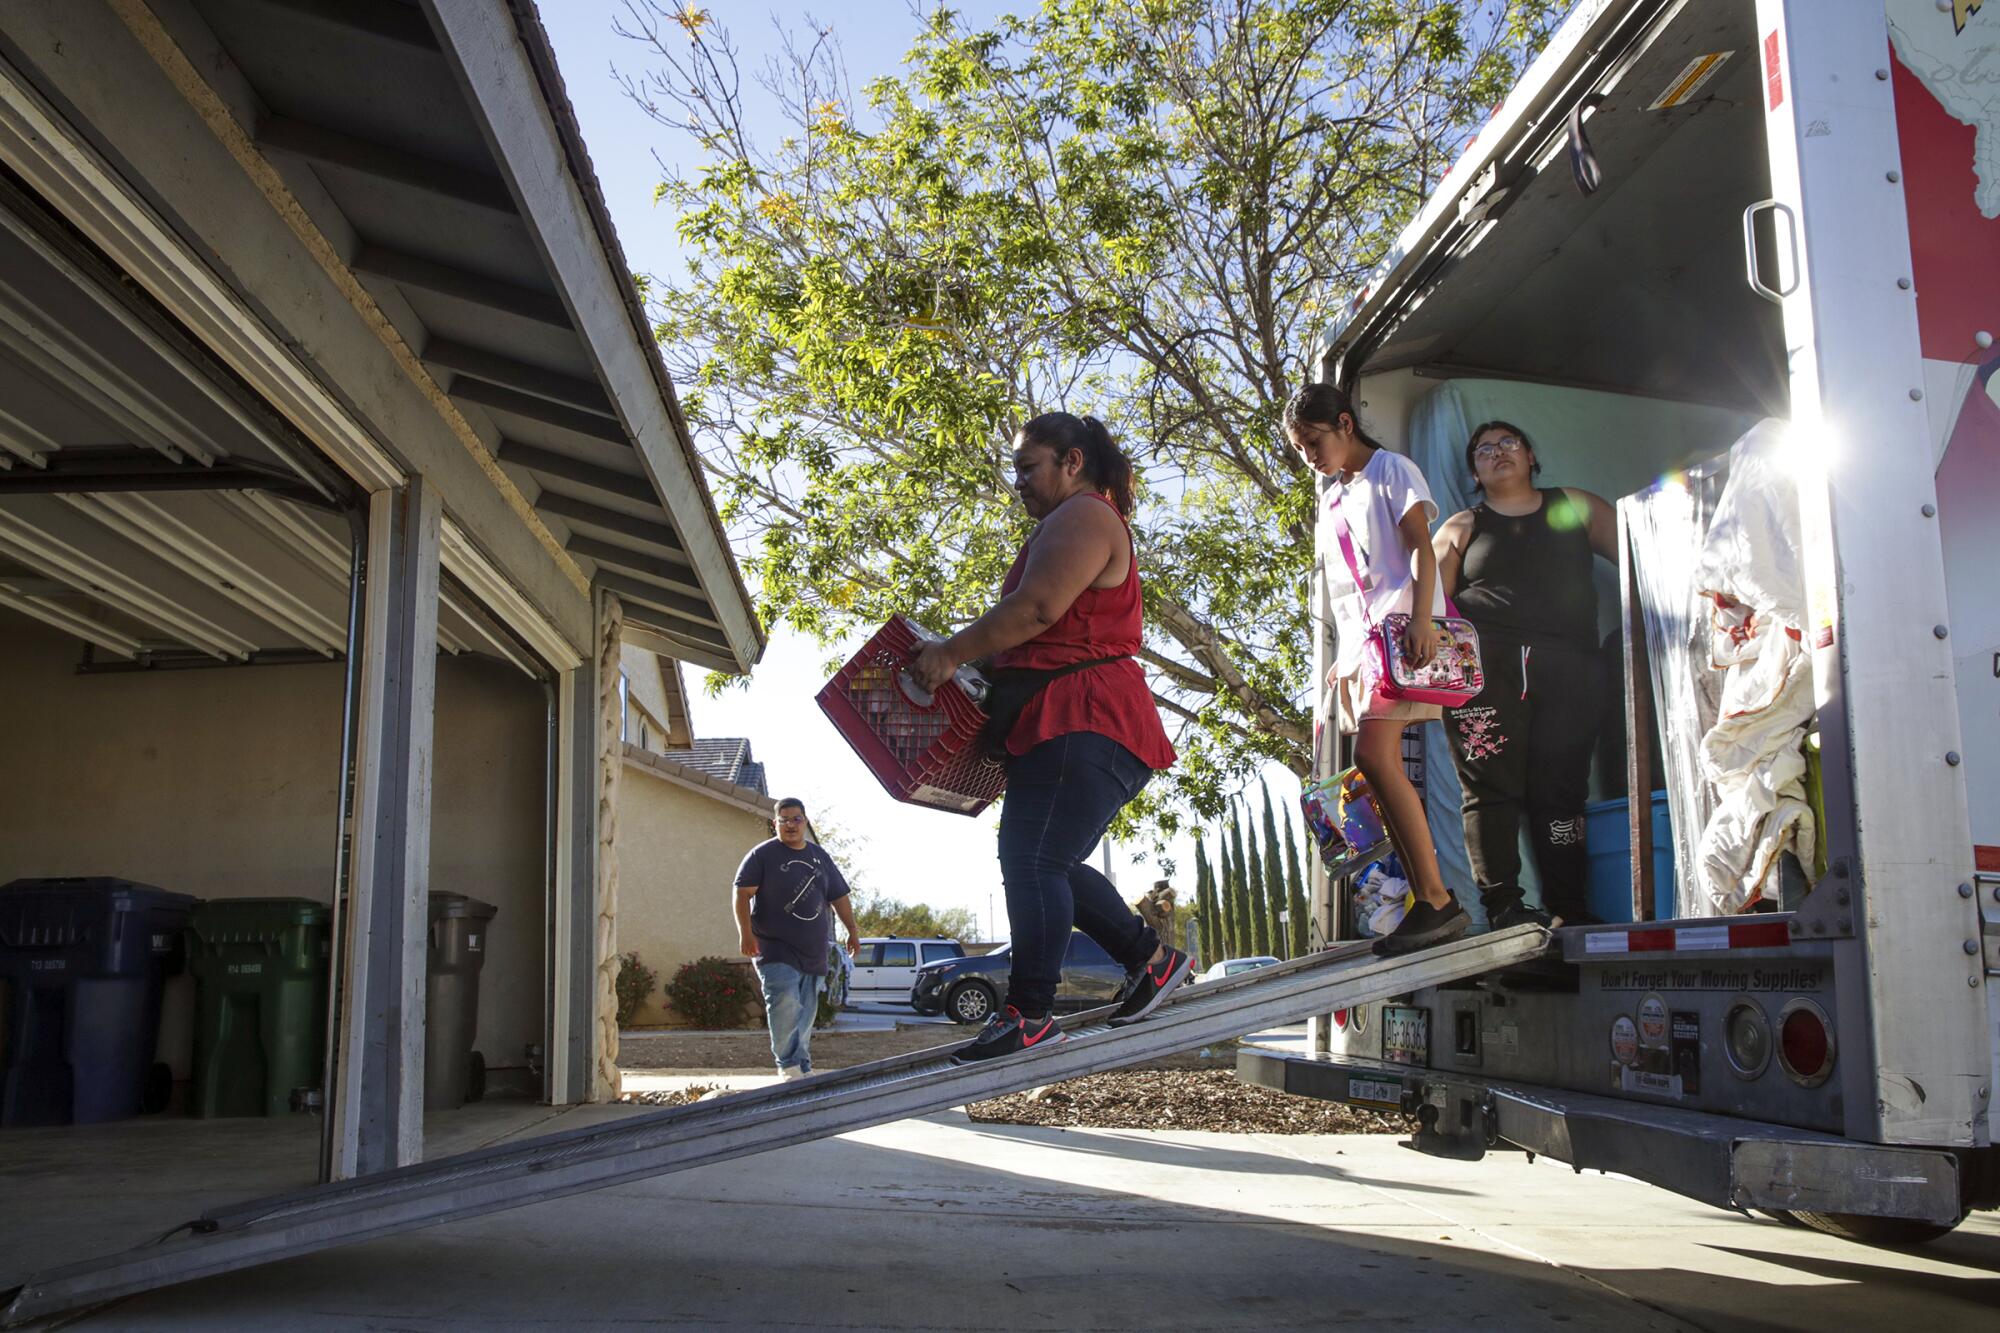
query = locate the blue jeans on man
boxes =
[755,959,822,1075]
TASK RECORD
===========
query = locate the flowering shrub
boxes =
[614,951,657,1028]
[663,955,754,1029]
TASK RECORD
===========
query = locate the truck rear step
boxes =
[1237,1047,1965,1227]
[3,925,1550,1326]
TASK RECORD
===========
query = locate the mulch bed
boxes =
[619,1085,721,1108]
[967,1069,1406,1134]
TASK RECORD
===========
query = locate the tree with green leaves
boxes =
[616,0,1564,834]
[1228,808,1254,959]
[1242,799,1270,955]
[1194,835,1220,966]
[850,892,979,941]
[1284,807,1312,957]
[1259,782,1290,960]
[1214,821,1236,958]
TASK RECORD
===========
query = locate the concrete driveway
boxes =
[32,1110,1999,1331]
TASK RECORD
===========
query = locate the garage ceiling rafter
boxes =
[257,114,518,215]
[0,583,143,659]
[0,287,212,467]
[0,504,259,660]
[423,339,613,417]
[352,246,571,331]
[0,163,357,495]
[59,491,347,656]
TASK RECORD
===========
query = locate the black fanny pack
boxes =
[979,655,1127,758]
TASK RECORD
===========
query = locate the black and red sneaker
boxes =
[1372,895,1471,956]
[952,1005,1065,1064]
[1110,946,1193,1025]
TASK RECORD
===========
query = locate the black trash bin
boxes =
[0,877,198,1127]
[425,892,498,1110]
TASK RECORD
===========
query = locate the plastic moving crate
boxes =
[0,877,198,1127]
[816,615,1006,815]
[186,898,329,1118]
[1584,792,1676,922]
[425,892,498,1110]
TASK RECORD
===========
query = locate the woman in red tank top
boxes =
[909,413,1190,1061]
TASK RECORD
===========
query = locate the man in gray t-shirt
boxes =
[734,797,859,1080]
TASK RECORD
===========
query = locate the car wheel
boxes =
[946,979,996,1024]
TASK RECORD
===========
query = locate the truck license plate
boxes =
[1383,1005,1428,1066]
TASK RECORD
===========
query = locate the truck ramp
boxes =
[3,924,1550,1325]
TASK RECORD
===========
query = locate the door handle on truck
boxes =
[1743,199,1799,304]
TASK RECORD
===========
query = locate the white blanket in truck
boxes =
[1691,423,1818,913]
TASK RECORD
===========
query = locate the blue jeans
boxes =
[998,732,1159,1016]
[755,960,821,1073]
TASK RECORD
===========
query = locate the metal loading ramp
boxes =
[3,925,1551,1326]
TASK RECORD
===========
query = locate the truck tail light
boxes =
[1724,999,1771,1079]
[1777,999,1835,1087]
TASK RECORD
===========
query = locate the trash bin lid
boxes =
[190,897,330,927]
[0,877,199,911]
[2,872,195,904]
[0,878,198,954]
[427,892,499,922]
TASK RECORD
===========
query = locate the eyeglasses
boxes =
[776,814,806,825]
[1472,437,1525,461]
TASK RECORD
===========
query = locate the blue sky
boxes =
[541,3,1306,940]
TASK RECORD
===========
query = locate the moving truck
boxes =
[1246,0,2000,1242]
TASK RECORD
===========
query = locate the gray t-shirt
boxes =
[734,838,851,975]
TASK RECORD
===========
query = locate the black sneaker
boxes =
[1373,896,1472,956]
[952,1006,1065,1064]
[1490,903,1553,931]
[1110,946,1193,1025]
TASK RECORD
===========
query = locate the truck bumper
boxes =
[1239,1047,1964,1226]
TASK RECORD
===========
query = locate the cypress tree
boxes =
[1195,836,1220,966]
[1217,821,1239,958]
[1260,783,1289,960]
[1285,806,1312,957]
[1192,836,1208,960]
[1243,800,1270,955]
[1228,807,1254,959]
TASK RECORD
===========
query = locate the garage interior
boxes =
[0,0,762,1299]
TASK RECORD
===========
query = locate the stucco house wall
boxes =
[617,745,774,1026]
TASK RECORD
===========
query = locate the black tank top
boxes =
[1453,488,1597,648]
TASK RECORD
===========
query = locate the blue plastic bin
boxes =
[0,877,198,1126]
[1584,793,1675,922]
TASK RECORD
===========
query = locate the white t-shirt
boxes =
[1317,447,1444,676]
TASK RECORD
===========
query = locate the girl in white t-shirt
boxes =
[1285,383,1470,954]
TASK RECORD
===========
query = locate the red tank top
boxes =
[991,493,1177,768]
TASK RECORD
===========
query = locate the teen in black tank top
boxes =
[1453,488,1597,649]
[1435,423,1619,928]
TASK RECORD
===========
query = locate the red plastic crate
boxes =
[816,616,1007,815]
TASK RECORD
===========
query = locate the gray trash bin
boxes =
[425,892,497,1110]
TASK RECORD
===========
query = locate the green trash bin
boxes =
[425,893,498,1110]
[186,898,329,1118]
